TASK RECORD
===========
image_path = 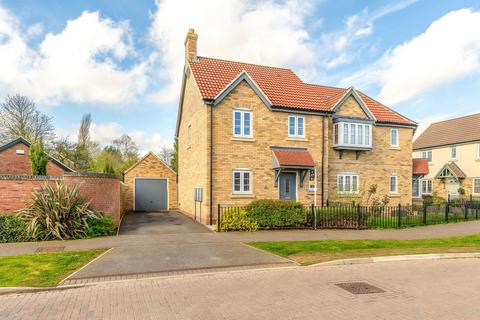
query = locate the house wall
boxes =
[211,80,326,213]
[177,67,210,221]
[413,142,480,198]
[335,96,370,119]
[329,120,414,205]
[124,153,177,211]
[0,142,66,176]
[0,173,124,225]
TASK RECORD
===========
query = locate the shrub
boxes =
[85,215,116,238]
[0,215,29,243]
[246,199,307,229]
[18,183,99,240]
[29,140,49,175]
[217,208,258,232]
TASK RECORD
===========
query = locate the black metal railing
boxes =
[216,200,480,231]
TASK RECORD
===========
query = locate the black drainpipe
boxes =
[321,117,325,206]
[209,105,213,225]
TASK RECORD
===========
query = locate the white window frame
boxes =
[288,115,305,138]
[390,174,398,194]
[477,144,480,160]
[390,128,399,147]
[233,109,253,138]
[333,122,372,148]
[473,178,480,196]
[450,146,457,160]
[422,150,432,163]
[421,179,432,195]
[232,169,252,194]
[337,173,359,194]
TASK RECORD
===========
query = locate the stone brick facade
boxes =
[124,152,177,211]
[0,141,69,176]
[177,78,414,224]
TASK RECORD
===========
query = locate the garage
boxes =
[134,178,168,211]
[123,152,177,212]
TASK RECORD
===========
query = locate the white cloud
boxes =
[344,8,480,105]
[320,0,418,69]
[26,23,43,38]
[0,7,149,105]
[148,0,316,102]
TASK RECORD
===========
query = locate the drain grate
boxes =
[35,246,65,253]
[336,282,385,295]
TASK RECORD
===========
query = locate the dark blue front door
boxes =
[279,172,296,201]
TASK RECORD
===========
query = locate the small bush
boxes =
[246,199,307,229]
[85,215,116,238]
[217,209,258,232]
[0,215,29,243]
[18,183,99,240]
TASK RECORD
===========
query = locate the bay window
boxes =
[333,121,372,149]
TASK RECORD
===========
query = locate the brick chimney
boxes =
[184,28,198,62]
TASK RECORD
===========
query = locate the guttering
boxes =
[209,104,213,225]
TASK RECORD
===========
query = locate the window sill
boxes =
[286,137,308,142]
[230,194,255,199]
[231,137,255,142]
[389,193,400,198]
[336,193,360,197]
[390,146,400,150]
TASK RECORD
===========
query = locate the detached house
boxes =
[176,29,417,224]
[413,113,480,201]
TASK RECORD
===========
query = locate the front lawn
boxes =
[0,249,107,287]
[249,234,480,265]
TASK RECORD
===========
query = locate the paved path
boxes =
[2,259,480,319]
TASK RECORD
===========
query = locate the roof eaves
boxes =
[211,71,272,108]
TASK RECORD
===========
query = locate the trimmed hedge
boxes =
[217,209,259,232]
[0,215,29,243]
[246,199,308,229]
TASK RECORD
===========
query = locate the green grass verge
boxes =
[0,249,107,287]
[249,234,480,265]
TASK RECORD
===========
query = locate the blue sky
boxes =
[0,0,479,152]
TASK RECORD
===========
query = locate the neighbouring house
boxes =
[0,137,73,175]
[176,29,417,224]
[413,113,480,201]
[123,152,177,212]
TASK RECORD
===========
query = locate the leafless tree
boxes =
[113,134,139,158]
[77,113,92,147]
[157,145,174,167]
[0,94,55,144]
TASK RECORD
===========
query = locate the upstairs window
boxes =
[337,174,359,194]
[450,146,457,160]
[233,110,252,138]
[333,122,372,148]
[390,128,399,147]
[288,116,305,138]
[422,150,432,163]
[473,178,480,195]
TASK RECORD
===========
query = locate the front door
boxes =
[279,172,296,201]
[447,178,460,200]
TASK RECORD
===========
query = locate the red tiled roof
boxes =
[272,148,315,167]
[446,162,467,179]
[412,158,429,175]
[189,56,416,126]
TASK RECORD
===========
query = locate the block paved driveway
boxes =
[2,258,480,319]
[64,211,291,282]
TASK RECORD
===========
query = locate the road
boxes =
[2,258,480,319]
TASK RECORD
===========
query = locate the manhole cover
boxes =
[35,246,65,253]
[335,282,385,295]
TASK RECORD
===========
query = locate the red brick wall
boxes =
[0,177,60,212]
[0,174,124,225]
[0,142,67,176]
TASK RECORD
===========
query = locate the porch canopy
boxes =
[271,147,315,187]
[435,162,466,181]
[412,158,429,181]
